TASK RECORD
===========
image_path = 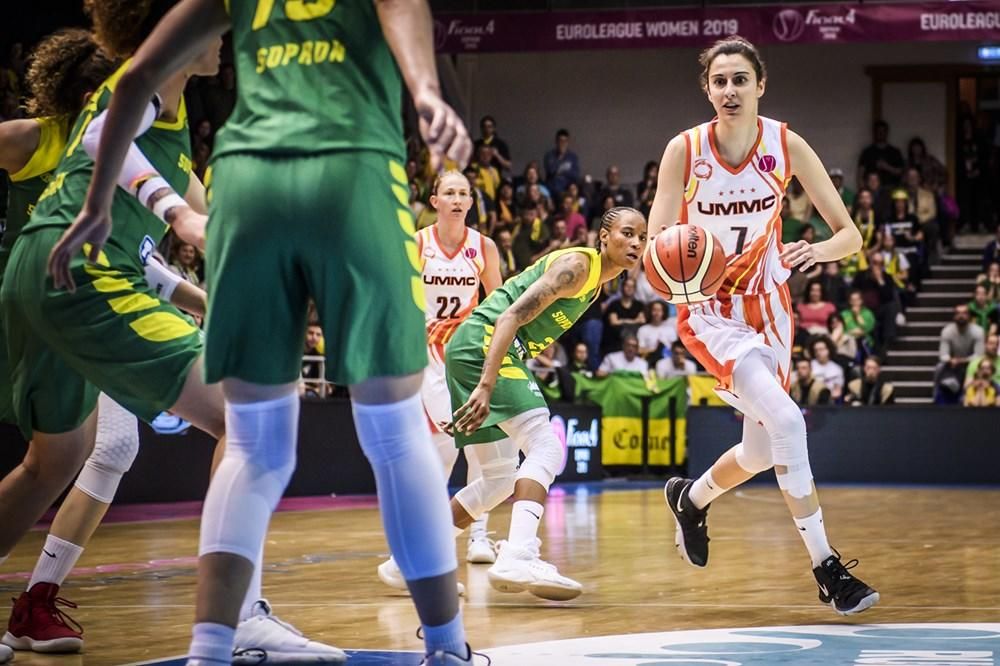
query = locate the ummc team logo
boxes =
[758,154,777,172]
[773,8,806,41]
[692,158,713,181]
[464,247,478,259]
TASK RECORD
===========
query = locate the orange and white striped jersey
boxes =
[416,225,486,346]
[680,116,791,296]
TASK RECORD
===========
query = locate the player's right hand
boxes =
[47,205,113,293]
[451,384,492,435]
[415,89,472,170]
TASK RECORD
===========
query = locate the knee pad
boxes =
[74,395,140,503]
[199,393,298,559]
[768,403,812,498]
[432,432,459,480]
[501,409,562,491]
[454,440,518,518]
[734,441,772,474]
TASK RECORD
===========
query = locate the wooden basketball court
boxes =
[1,483,997,664]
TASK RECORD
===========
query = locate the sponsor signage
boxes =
[434,2,1000,53]
[549,405,602,481]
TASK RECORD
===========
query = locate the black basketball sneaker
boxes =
[664,477,710,567]
[813,550,880,615]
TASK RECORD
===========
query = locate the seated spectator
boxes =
[979,261,1000,303]
[528,343,565,383]
[637,160,658,216]
[786,227,822,302]
[170,241,202,287]
[934,304,986,404]
[903,166,940,262]
[885,189,923,269]
[841,188,879,279]
[557,342,592,400]
[463,164,496,234]
[797,280,836,334]
[857,120,905,188]
[473,114,511,175]
[599,164,634,208]
[841,289,877,353]
[597,335,647,377]
[495,229,518,280]
[810,337,845,402]
[301,323,327,398]
[818,261,849,310]
[494,180,516,231]
[531,218,571,263]
[470,143,501,202]
[556,192,587,242]
[791,311,811,358]
[863,170,893,223]
[591,193,616,232]
[565,181,588,217]
[875,229,914,294]
[963,358,1000,407]
[543,128,581,197]
[521,181,554,216]
[786,176,816,234]
[633,261,668,306]
[790,357,831,406]
[845,356,895,405]
[966,332,1000,388]
[655,341,697,378]
[576,282,612,371]
[511,205,547,269]
[829,167,854,209]
[852,254,902,349]
[907,136,946,191]
[828,312,859,366]
[605,277,646,348]
[409,180,427,218]
[982,227,1000,273]
[637,300,678,361]
[969,284,1000,335]
[780,195,803,245]
[515,163,552,206]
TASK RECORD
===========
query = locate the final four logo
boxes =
[758,154,777,173]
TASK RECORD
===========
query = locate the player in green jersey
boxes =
[53,0,477,663]
[444,206,647,601]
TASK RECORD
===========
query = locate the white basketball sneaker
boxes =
[466,535,497,564]
[377,557,465,596]
[487,539,582,601]
[232,599,347,664]
[0,643,12,663]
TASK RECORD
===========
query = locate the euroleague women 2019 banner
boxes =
[433,1,1000,53]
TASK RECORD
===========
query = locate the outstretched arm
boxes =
[647,134,687,236]
[46,0,228,289]
[452,251,591,433]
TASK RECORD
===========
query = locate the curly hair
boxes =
[24,28,119,118]
[85,0,177,60]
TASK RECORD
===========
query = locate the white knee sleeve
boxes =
[734,352,812,498]
[454,439,518,518]
[199,393,299,560]
[432,432,459,480]
[733,418,773,474]
[75,394,140,503]
[500,408,562,490]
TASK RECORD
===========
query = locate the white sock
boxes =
[28,535,84,590]
[688,469,726,510]
[793,508,834,567]
[188,621,235,663]
[239,544,264,622]
[508,500,543,547]
[470,513,489,540]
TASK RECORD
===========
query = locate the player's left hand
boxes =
[47,205,113,292]
[451,384,492,435]
[780,240,819,272]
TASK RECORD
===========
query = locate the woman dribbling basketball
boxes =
[650,36,879,615]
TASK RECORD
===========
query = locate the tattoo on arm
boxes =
[509,254,588,325]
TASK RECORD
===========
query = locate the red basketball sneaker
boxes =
[2,583,83,653]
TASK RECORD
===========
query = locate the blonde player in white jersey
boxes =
[650,36,879,615]
[378,170,505,592]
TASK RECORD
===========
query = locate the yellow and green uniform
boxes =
[203,0,424,385]
[0,62,200,438]
[0,116,68,424]
[446,248,603,446]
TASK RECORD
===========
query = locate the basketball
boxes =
[643,224,727,305]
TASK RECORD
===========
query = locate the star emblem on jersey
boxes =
[692,158,713,181]
[758,154,777,172]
